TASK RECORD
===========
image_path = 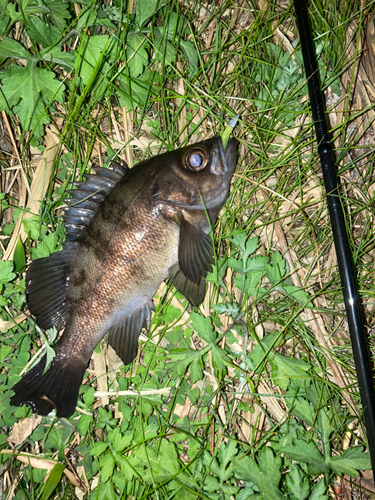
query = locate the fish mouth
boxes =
[219,136,238,175]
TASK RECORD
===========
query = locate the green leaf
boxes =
[89,441,109,456]
[13,236,26,272]
[287,396,315,427]
[270,353,310,390]
[327,447,371,477]
[135,0,170,28]
[41,46,75,70]
[40,463,65,500]
[280,440,328,475]
[309,478,328,499]
[100,452,115,483]
[44,0,71,32]
[153,29,177,66]
[0,38,31,59]
[22,217,41,240]
[265,251,285,282]
[167,345,206,383]
[32,232,59,259]
[76,35,115,99]
[211,345,230,371]
[285,464,310,500]
[125,31,148,78]
[0,345,13,362]
[26,17,61,48]
[234,448,284,500]
[0,260,15,284]
[279,285,312,307]
[190,312,215,343]
[229,234,259,262]
[0,64,65,140]
[137,439,180,483]
[118,69,160,111]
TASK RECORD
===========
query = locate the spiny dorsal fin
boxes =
[63,160,129,247]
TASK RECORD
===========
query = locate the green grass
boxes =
[1,0,375,498]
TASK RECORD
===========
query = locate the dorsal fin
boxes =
[26,160,129,329]
[63,160,129,247]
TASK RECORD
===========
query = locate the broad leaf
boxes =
[235,448,284,500]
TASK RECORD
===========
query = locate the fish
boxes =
[10,136,238,418]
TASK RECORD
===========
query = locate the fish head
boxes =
[151,136,238,219]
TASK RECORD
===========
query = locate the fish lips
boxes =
[199,136,238,210]
[211,136,238,177]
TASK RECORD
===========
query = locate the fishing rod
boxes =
[293,0,375,481]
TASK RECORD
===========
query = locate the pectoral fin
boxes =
[169,262,206,306]
[178,217,214,284]
[107,300,155,365]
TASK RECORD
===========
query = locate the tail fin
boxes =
[10,354,87,418]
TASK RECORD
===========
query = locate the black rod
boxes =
[293,0,375,481]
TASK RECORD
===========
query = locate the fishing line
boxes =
[293,0,375,481]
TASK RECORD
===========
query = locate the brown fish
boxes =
[11,136,237,418]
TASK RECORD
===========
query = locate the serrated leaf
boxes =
[137,439,180,483]
[26,17,60,48]
[118,69,159,111]
[234,448,284,500]
[167,347,206,377]
[89,441,109,456]
[229,234,258,262]
[22,217,41,240]
[0,64,64,140]
[244,271,265,298]
[0,260,15,284]
[0,38,31,59]
[211,345,230,371]
[285,464,310,500]
[265,251,285,282]
[100,452,115,483]
[327,447,371,477]
[280,440,328,475]
[287,396,315,427]
[44,0,71,32]
[270,353,310,390]
[190,312,215,343]
[280,285,312,307]
[32,232,59,259]
[135,0,169,28]
[190,356,203,383]
[77,35,117,99]
[309,478,328,499]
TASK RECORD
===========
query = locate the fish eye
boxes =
[183,147,208,172]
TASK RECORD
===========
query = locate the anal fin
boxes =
[169,262,206,306]
[107,300,155,365]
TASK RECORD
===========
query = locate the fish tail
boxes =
[10,354,87,418]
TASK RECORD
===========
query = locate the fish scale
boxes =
[11,136,238,418]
